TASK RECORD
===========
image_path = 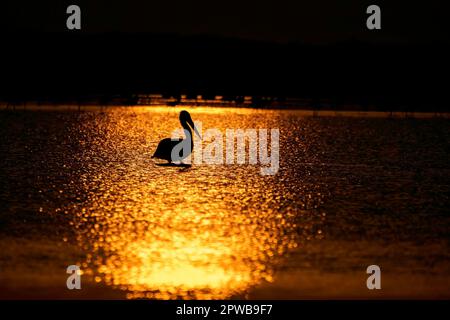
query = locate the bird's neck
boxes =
[181,123,194,146]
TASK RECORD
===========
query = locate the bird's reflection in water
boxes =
[72,108,324,299]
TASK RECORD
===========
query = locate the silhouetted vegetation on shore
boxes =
[0,32,448,112]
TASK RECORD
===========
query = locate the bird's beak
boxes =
[187,116,201,139]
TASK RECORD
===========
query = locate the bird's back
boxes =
[152,138,182,161]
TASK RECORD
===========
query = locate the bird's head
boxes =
[180,110,201,139]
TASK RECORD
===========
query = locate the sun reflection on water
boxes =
[71,108,324,299]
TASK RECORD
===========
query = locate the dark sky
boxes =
[2,0,447,43]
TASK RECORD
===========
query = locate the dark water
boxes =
[0,107,449,299]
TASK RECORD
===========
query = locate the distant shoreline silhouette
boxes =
[0,32,448,113]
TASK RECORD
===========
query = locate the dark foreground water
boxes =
[0,107,449,299]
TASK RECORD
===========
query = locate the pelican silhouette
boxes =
[152,110,201,164]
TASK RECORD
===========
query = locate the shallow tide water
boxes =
[0,107,449,299]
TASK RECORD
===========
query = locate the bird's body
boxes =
[152,111,201,163]
[152,138,187,162]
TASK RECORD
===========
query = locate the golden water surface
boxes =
[70,107,323,299]
[2,107,449,299]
